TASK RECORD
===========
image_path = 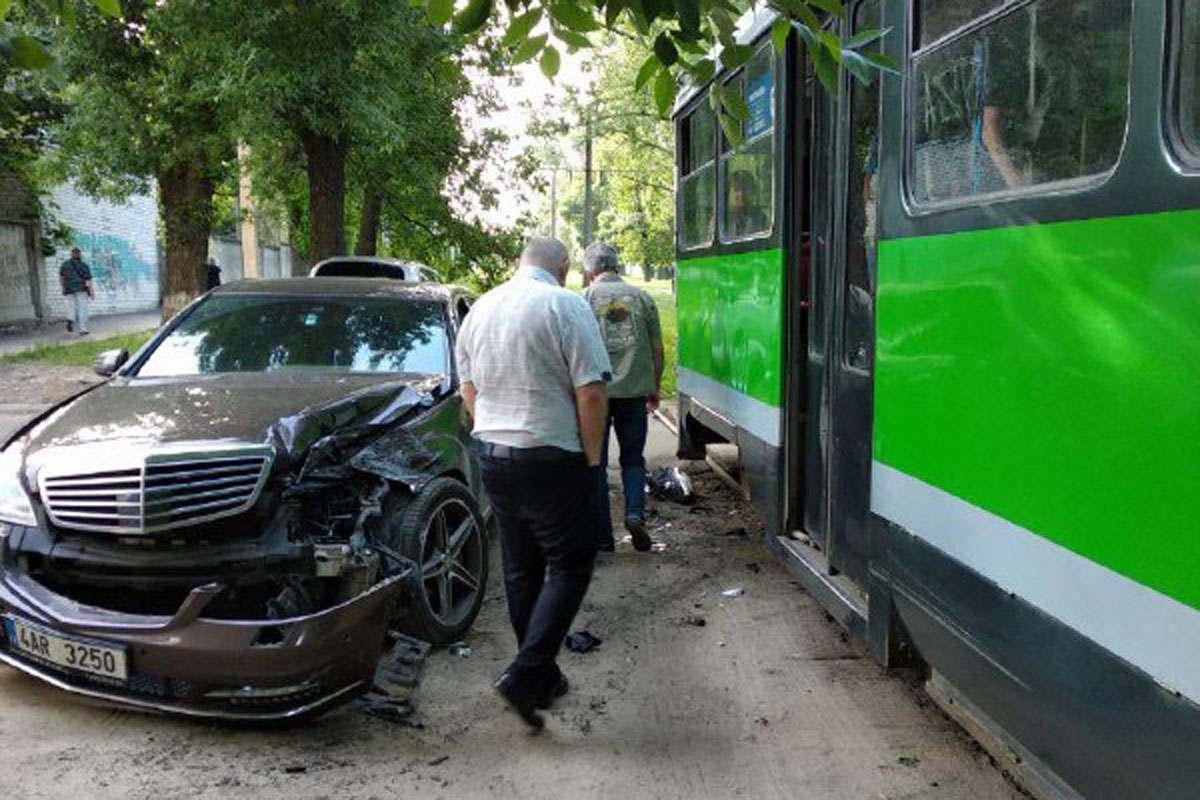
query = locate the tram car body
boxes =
[672,3,1200,798]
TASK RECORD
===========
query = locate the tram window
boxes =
[720,46,775,240]
[909,0,1132,206]
[915,0,1005,49]
[843,0,882,373]
[1179,1,1200,157]
[680,102,717,248]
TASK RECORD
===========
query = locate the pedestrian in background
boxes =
[206,257,222,291]
[582,241,664,553]
[455,236,612,730]
[59,247,94,336]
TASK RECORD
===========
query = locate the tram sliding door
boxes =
[799,0,880,587]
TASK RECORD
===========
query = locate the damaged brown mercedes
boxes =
[0,278,490,720]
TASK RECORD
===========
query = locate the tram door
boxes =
[799,0,881,587]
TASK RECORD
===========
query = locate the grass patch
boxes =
[0,331,156,368]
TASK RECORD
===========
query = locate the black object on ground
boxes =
[721,526,748,537]
[564,630,603,654]
[356,633,431,723]
[646,467,694,504]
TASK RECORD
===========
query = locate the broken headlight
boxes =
[0,447,36,527]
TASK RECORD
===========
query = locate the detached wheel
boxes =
[382,477,488,645]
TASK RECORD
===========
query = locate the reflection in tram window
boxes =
[1181,1,1200,156]
[680,102,717,248]
[843,0,882,373]
[910,0,1132,205]
[916,0,1005,49]
[721,46,775,240]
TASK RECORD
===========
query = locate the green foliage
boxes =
[409,0,899,133]
[0,330,154,366]
[536,34,674,281]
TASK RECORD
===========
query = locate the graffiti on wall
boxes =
[68,233,155,299]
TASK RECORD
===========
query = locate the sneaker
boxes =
[79,330,90,336]
[625,517,652,552]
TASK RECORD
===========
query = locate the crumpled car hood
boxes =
[18,372,437,459]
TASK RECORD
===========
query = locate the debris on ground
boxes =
[722,587,746,598]
[680,614,707,627]
[448,642,472,659]
[356,633,431,723]
[745,562,761,574]
[428,756,450,767]
[565,630,603,654]
[646,467,694,504]
[721,526,748,537]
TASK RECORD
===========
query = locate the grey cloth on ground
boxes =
[455,266,612,452]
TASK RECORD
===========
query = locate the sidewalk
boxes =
[0,310,161,357]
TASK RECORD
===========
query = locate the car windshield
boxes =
[135,294,449,377]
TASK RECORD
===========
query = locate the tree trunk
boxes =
[301,131,347,265]
[355,189,382,256]
[158,159,215,322]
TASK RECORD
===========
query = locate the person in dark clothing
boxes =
[59,247,94,335]
[206,258,222,291]
[455,236,612,730]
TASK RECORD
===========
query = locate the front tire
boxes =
[382,478,488,645]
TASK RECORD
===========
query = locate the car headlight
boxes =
[0,448,36,527]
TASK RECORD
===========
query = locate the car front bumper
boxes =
[0,565,407,722]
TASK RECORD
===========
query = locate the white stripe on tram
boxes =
[872,460,1200,705]
[676,367,782,447]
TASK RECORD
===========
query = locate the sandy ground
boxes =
[0,370,1025,800]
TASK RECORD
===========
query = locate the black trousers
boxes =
[480,449,597,693]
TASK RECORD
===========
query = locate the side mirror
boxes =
[93,349,129,377]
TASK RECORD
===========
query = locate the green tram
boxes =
[671,2,1199,797]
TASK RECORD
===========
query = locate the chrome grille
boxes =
[39,447,273,534]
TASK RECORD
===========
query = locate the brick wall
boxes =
[44,183,160,320]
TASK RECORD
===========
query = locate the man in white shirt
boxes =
[455,236,611,729]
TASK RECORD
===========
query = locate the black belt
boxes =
[476,441,579,462]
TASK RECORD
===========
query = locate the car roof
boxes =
[213,277,464,300]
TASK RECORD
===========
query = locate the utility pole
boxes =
[549,167,558,239]
[583,116,593,248]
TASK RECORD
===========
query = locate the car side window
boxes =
[455,297,472,327]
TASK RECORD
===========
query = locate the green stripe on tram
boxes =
[676,248,785,409]
[875,208,1200,611]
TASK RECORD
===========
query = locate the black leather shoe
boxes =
[536,674,569,710]
[626,517,652,552]
[493,672,545,730]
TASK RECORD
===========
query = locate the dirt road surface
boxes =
[0,370,1024,800]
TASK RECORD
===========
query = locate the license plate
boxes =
[4,616,128,681]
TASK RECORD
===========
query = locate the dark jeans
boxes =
[596,396,648,547]
[480,449,597,694]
